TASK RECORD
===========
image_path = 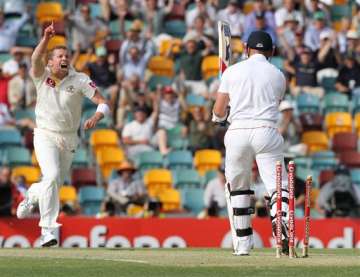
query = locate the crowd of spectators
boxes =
[0,0,360,218]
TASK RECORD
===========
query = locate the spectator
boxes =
[0,102,15,127]
[274,0,303,29]
[304,11,332,51]
[184,15,216,50]
[337,18,352,54]
[304,0,330,26]
[251,164,268,217]
[277,100,307,156]
[2,47,31,77]
[202,169,226,217]
[65,4,109,52]
[315,30,340,71]
[244,0,276,32]
[185,0,216,32]
[8,62,36,111]
[0,63,11,106]
[277,14,300,54]
[184,106,214,153]
[342,30,359,63]
[243,11,277,46]
[216,0,244,37]
[105,160,147,215]
[335,53,360,97]
[0,167,13,216]
[121,45,153,81]
[0,8,29,52]
[284,47,324,97]
[316,164,360,217]
[85,46,117,92]
[100,0,136,23]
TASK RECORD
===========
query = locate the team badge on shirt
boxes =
[89,81,97,89]
[46,77,56,88]
[66,85,75,94]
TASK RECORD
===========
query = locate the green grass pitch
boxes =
[0,248,359,277]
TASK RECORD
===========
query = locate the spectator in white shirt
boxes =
[2,47,31,77]
[0,9,29,52]
[203,169,226,217]
[216,0,244,37]
[274,0,303,28]
[185,0,216,31]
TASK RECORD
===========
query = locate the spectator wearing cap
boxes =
[65,4,109,52]
[0,8,29,52]
[304,0,330,26]
[105,160,147,215]
[277,100,307,156]
[84,46,117,93]
[277,13,301,54]
[8,62,36,111]
[244,0,276,32]
[284,47,324,98]
[242,11,277,45]
[335,53,360,97]
[342,30,360,63]
[1,47,32,77]
[316,164,360,218]
[185,0,216,31]
[216,0,245,37]
[304,11,332,51]
[274,0,303,29]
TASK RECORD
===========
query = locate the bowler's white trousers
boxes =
[28,128,77,228]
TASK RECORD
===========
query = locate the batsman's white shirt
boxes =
[218,54,286,129]
[32,67,96,134]
[218,54,288,193]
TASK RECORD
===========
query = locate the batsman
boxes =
[16,22,110,247]
[213,30,289,255]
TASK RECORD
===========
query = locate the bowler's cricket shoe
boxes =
[16,197,36,219]
[40,231,58,247]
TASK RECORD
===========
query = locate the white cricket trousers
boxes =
[28,128,76,229]
[224,127,288,193]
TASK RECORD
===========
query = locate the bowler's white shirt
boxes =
[31,67,96,133]
[218,54,286,128]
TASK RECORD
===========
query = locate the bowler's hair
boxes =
[47,45,68,61]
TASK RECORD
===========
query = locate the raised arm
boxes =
[30,22,55,78]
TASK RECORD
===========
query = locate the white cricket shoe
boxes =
[40,229,58,247]
[16,197,36,219]
[233,236,254,256]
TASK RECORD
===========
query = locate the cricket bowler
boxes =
[212,31,290,255]
[16,22,110,247]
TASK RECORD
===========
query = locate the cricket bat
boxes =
[218,21,231,76]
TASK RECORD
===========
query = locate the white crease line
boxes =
[101,258,149,264]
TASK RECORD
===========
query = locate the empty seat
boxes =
[158,38,182,56]
[350,169,360,185]
[186,94,206,107]
[11,166,41,186]
[78,186,105,215]
[299,113,323,132]
[311,150,336,159]
[36,2,64,24]
[0,128,22,147]
[148,56,175,78]
[194,149,222,175]
[59,186,77,204]
[270,56,284,71]
[231,38,244,54]
[158,188,181,212]
[293,157,312,169]
[47,35,67,50]
[203,169,218,185]
[72,148,89,168]
[89,129,119,154]
[330,4,351,21]
[301,131,329,154]
[164,20,186,38]
[166,150,193,169]
[297,94,320,114]
[143,169,172,196]
[325,112,352,138]
[340,151,360,168]
[172,168,202,188]
[332,132,357,153]
[311,157,338,171]
[96,147,125,179]
[13,109,35,121]
[201,55,219,81]
[135,151,163,172]
[71,168,97,189]
[180,187,204,215]
[3,147,31,167]
[323,93,349,114]
[320,76,336,90]
[147,75,172,91]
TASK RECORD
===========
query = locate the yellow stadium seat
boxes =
[127,204,145,216]
[147,56,175,77]
[158,188,181,212]
[325,112,352,138]
[47,35,67,50]
[59,186,77,204]
[96,147,125,179]
[36,2,64,24]
[143,169,173,197]
[90,129,119,154]
[231,38,244,54]
[194,149,222,176]
[301,131,329,154]
[74,53,97,73]
[243,2,254,14]
[12,166,41,186]
[158,39,182,56]
[310,188,320,209]
[201,55,219,81]
[332,21,343,32]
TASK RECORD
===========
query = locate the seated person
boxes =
[105,161,147,215]
[335,53,360,98]
[203,169,226,217]
[316,164,360,217]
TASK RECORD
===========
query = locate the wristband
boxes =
[212,111,227,123]
[96,103,110,116]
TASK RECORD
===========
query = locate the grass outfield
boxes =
[0,248,359,277]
